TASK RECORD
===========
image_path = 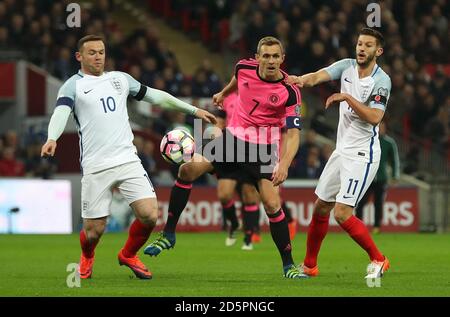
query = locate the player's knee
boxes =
[139,214,157,227]
[178,163,196,182]
[136,202,158,226]
[315,199,333,216]
[85,227,104,242]
[262,200,281,214]
[218,192,234,205]
[333,206,352,224]
[241,190,258,205]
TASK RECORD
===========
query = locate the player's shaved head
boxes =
[77,34,105,51]
[76,35,105,76]
[257,36,284,55]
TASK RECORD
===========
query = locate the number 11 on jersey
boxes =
[346,178,359,195]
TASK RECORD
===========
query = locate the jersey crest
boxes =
[110,77,123,95]
[268,93,280,105]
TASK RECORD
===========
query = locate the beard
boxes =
[356,52,376,67]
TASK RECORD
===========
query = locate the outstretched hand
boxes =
[195,108,217,125]
[286,75,304,87]
[212,92,225,109]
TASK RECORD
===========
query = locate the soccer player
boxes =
[212,92,262,250]
[355,121,400,233]
[40,35,216,280]
[216,93,297,250]
[145,36,307,279]
[289,28,391,279]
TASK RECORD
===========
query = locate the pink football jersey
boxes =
[222,92,237,126]
[227,58,302,144]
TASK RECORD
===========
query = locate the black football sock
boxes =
[164,178,192,234]
[242,206,254,245]
[252,205,261,234]
[281,201,293,223]
[268,208,293,267]
[222,200,239,232]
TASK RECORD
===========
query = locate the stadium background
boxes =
[1,0,448,234]
[0,0,449,297]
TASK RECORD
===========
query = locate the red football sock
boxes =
[339,215,384,262]
[122,219,154,258]
[80,229,99,259]
[304,213,330,268]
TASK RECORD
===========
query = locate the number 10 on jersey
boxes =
[100,97,116,113]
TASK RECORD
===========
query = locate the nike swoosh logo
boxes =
[344,78,352,83]
[84,89,93,94]
[343,195,353,199]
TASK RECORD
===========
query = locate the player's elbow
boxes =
[368,110,384,126]
[368,117,381,126]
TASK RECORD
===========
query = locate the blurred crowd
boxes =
[1,0,448,179]
[0,0,222,96]
[156,0,449,158]
[0,130,57,178]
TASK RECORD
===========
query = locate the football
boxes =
[160,129,196,164]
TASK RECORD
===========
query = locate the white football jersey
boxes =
[56,70,145,174]
[324,59,391,163]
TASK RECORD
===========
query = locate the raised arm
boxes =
[290,69,331,87]
[289,58,353,88]
[325,72,391,126]
[212,75,238,108]
[326,94,384,125]
[143,88,215,124]
[123,72,216,124]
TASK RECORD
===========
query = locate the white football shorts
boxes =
[81,161,156,219]
[315,151,379,207]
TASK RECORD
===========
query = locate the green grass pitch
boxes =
[1,232,449,296]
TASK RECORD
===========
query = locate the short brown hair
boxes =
[257,36,284,54]
[359,28,385,47]
[77,35,105,51]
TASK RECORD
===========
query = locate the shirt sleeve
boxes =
[47,106,72,141]
[55,77,76,109]
[369,74,391,111]
[323,58,353,81]
[121,72,147,100]
[143,87,197,115]
[284,83,302,130]
[234,59,258,79]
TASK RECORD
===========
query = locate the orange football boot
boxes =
[251,232,262,243]
[118,249,152,279]
[299,263,319,277]
[79,254,94,279]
